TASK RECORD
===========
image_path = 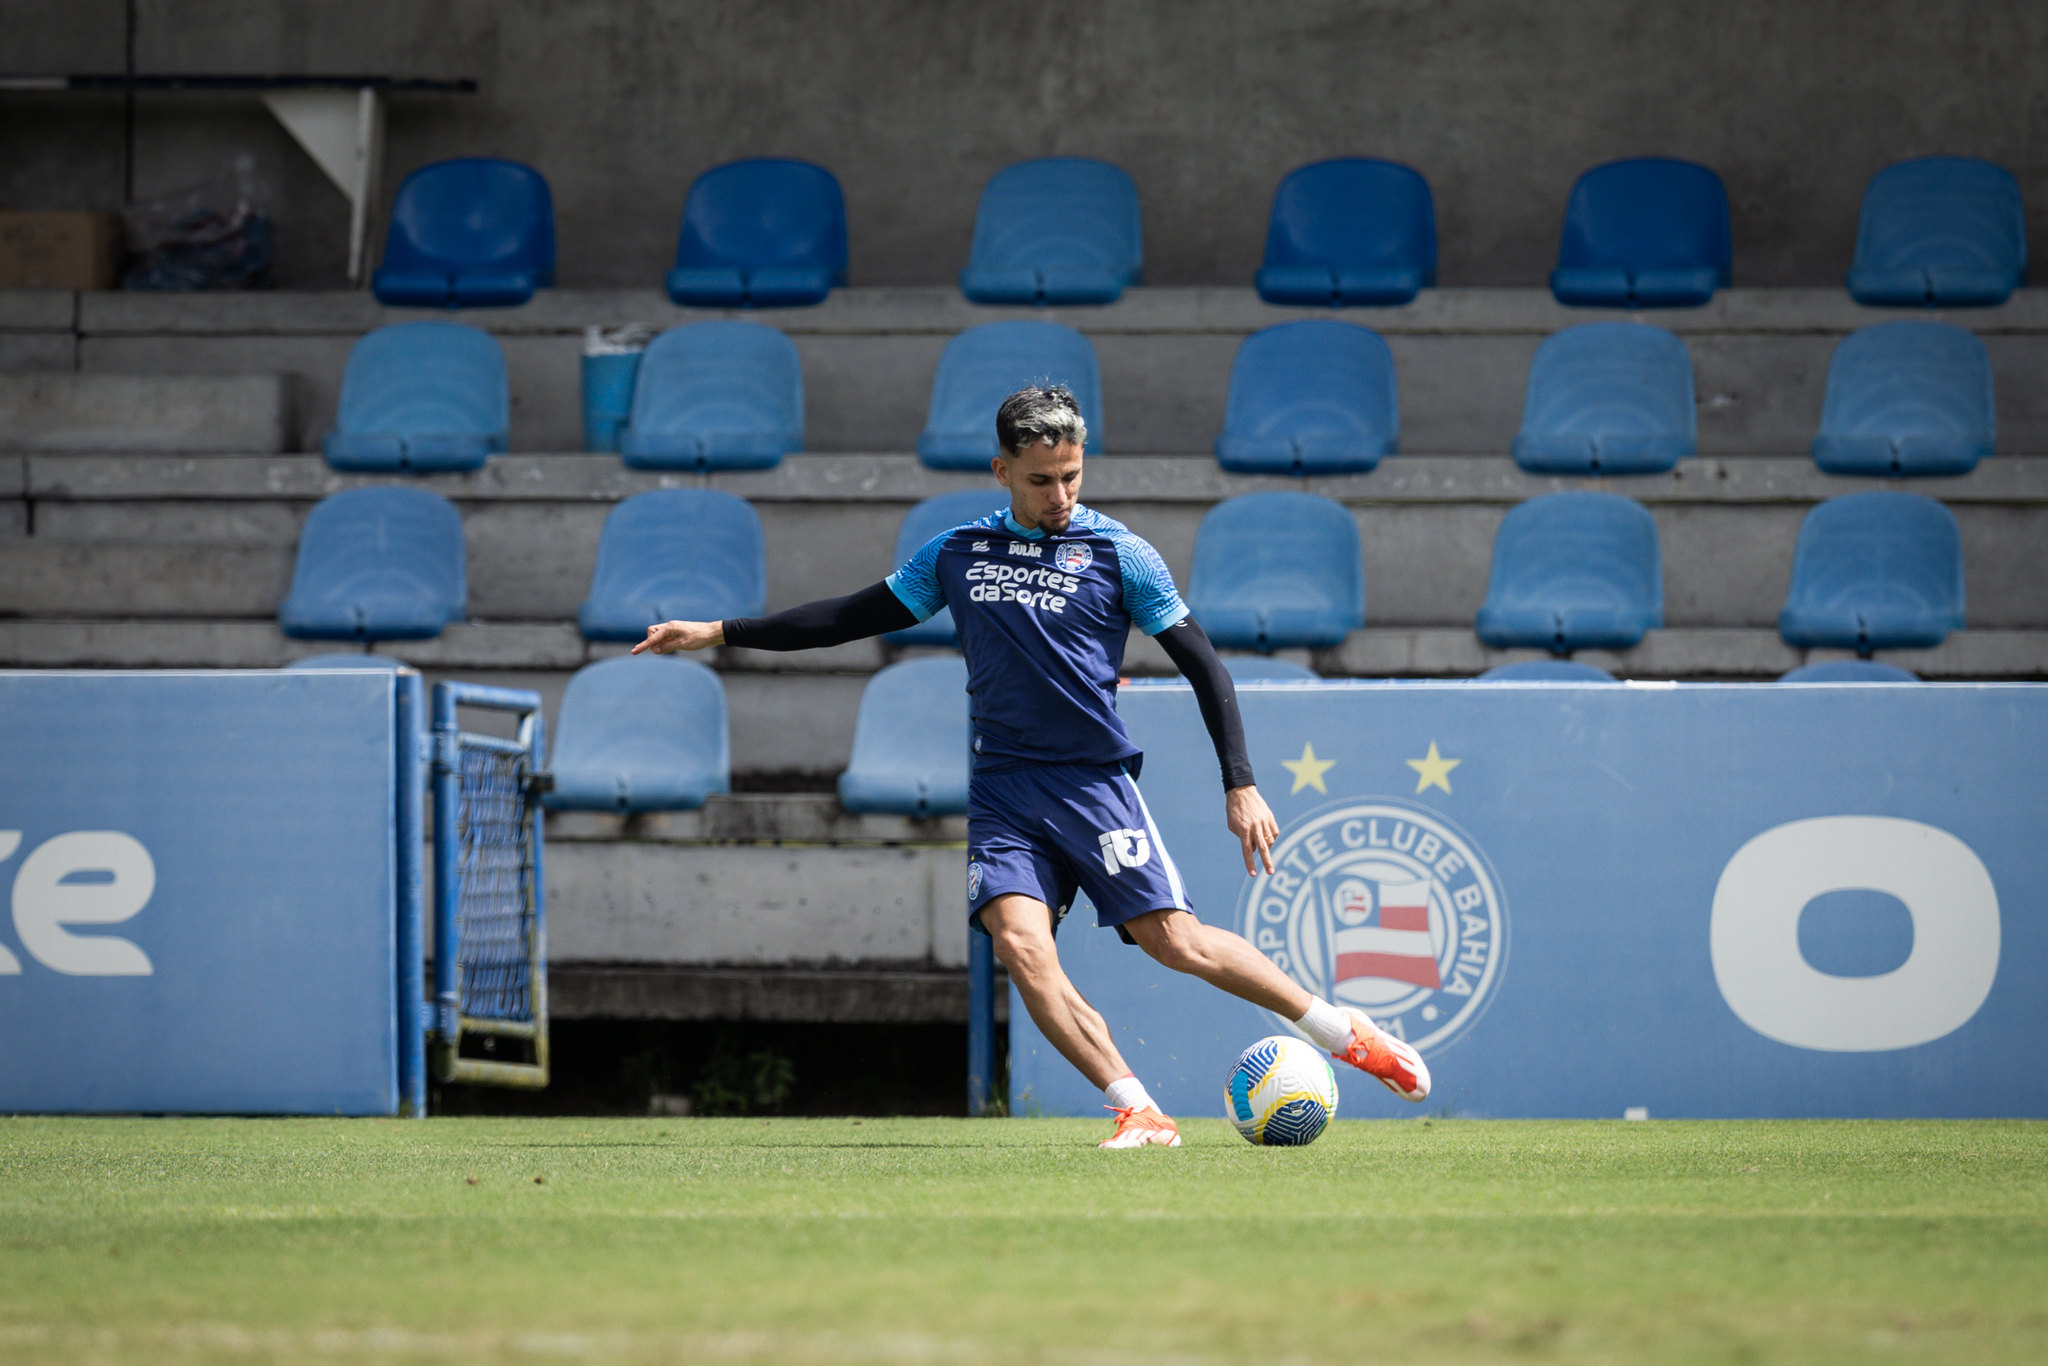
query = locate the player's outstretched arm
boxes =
[636,581,917,657]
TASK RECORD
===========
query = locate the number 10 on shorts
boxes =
[1097,828,1152,875]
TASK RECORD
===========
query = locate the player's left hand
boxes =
[633,620,723,655]
[1225,785,1278,876]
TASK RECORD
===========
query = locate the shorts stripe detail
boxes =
[1125,774,1190,911]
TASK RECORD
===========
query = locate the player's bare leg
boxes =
[1120,908,1310,1015]
[1122,908,1430,1102]
[981,894,1127,1088]
[981,893,1180,1147]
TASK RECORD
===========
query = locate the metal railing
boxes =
[431,682,551,1089]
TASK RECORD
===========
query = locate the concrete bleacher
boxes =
[10,286,2048,453]
[6,284,2047,1020]
[543,799,972,1024]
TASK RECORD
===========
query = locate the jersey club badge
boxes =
[1055,542,1093,573]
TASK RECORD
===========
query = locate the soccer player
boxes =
[635,386,1429,1147]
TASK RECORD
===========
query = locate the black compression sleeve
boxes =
[1155,615,1256,791]
[721,581,917,651]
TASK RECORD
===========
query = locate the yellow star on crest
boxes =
[1406,741,1460,794]
[1280,742,1336,794]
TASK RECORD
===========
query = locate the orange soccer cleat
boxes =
[1099,1104,1182,1148]
[1333,1007,1431,1101]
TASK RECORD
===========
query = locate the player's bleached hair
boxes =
[996,384,1088,456]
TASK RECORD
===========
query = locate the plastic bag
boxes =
[582,323,657,356]
[121,153,275,291]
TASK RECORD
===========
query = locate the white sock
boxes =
[1295,996,1358,1052]
[1103,1074,1155,1113]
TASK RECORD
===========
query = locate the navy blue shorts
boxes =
[966,760,1190,943]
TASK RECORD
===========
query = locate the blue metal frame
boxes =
[394,670,428,1116]
[431,680,550,1090]
[968,722,996,1116]
[968,933,996,1116]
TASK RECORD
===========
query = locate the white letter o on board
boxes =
[1710,817,1999,1052]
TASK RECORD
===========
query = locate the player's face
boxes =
[994,440,1084,534]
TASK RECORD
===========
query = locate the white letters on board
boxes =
[9,831,156,976]
[1711,816,1999,1052]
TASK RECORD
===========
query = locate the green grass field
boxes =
[0,1116,2042,1365]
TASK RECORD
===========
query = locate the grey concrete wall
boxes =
[19,287,2048,456]
[545,842,967,969]
[4,1,2046,289]
[0,373,291,453]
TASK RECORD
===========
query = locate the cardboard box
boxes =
[0,211,123,290]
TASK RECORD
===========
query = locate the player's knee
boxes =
[988,924,1055,981]
[1130,911,1207,974]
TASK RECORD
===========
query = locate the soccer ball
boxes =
[1226,1035,1338,1146]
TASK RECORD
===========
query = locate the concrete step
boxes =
[0,372,293,454]
[6,619,2042,679]
[534,794,969,986]
[9,287,2045,456]
[6,616,2041,681]
[24,451,2048,503]
[548,966,1004,1024]
[10,455,2045,629]
[547,795,965,846]
[544,839,967,969]
[57,285,2048,338]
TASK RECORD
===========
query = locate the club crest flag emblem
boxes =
[1237,798,1508,1052]
[1322,872,1441,990]
[1055,542,1092,573]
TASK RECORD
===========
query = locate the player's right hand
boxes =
[632,620,724,654]
[1225,784,1278,876]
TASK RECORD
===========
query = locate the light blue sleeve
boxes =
[885,531,950,623]
[1111,529,1190,636]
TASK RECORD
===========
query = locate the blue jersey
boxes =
[886,504,1188,770]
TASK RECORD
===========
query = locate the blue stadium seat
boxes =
[917,321,1104,468]
[837,657,970,817]
[1475,493,1662,652]
[1778,492,1964,654]
[1255,158,1437,306]
[278,487,465,641]
[666,158,849,308]
[322,322,508,472]
[1478,659,1620,682]
[544,655,729,812]
[1187,492,1364,651]
[883,490,1011,646]
[1550,158,1731,308]
[284,653,407,671]
[959,158,1142,305]
[1778,660,1921,683]
[1214,321,1398,475]
[1847,157,2027,308]
[1512,322,1695,474]
[1810,322,1995,477]
[619,322,803,470]
[577,490,767,642]
[371,158,555,308]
